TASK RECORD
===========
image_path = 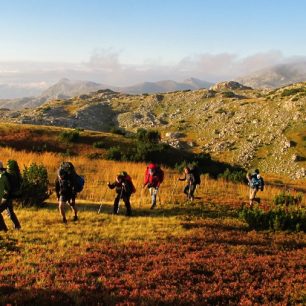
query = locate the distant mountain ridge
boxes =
[237,61,306,88]
[0,77,212,110]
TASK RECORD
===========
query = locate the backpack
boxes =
[145,164,164,187]
[58,162,84,193]
[4,172,22,198]
[123,175,136,194]
[250,174,264,190]
[5,160,22,198]
[74,175,85,193]
[190,166,201,185]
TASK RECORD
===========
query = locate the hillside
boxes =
[237,61,306,88]
[0,82,305,178]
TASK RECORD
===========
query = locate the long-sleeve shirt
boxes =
[0,172,10,199]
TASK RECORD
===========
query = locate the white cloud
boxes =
[0,50,305,96]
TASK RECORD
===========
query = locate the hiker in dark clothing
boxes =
[0,161,21,231]
[246,169,264,208]
[55,162,79,223]
[178,167,196,201]
[108,172,135,216]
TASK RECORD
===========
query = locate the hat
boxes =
[0,161,6,171]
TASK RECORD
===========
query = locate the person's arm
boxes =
[107,181,117,189]
[3,174,11,198]
[178,173,186,181]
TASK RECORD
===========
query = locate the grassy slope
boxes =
[0,199,305,305]
[0,137,305,304]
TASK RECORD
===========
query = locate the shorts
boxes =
[59,195,75,205]
[249,188,258,200]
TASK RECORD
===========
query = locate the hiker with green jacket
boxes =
[0,161,21,231]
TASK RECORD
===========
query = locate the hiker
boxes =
[107,171,135,216]
[143,163,164,209]
[55,162,80,223]
[178,167,197,201]
[246,169,264,208]
[0,160,21,231]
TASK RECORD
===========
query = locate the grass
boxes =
[1,198,305,305]
[0,124,305,304]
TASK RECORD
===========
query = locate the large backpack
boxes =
[123,174,136,194]
[5,160,22,198]
[145,164,164,186]
[190,166,201,185]
[58,162,84,193]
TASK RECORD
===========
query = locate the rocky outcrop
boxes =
[210,81,252,91]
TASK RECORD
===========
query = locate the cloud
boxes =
[0,50,305,96]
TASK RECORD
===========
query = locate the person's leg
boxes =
[0,213,8,232]
[59,197,67,223]
[123,196,132,216]
[68,197,78,221]
[183,185,189,197]
[113,194,120,214]
[6,198,21,229]
[249,188,257,208]
[189,184,196,201]
[149,187,157,209]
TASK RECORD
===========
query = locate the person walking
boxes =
[0,160,21,231]
[143,163,164,209]
[55,162,79,223]
[107,171,135,216]
[246,169,264,208]
[178,167,197,202]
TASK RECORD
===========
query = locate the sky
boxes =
[0,0,306,94]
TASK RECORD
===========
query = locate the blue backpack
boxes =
[74,175,85,193]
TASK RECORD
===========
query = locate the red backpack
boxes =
[144,164,164,187]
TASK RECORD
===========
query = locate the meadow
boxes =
[0,146,305,305]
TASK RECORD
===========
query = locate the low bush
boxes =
[240,206,306,232]
[218,168,247,183]
[273,192,303,206]
[59,129,80,143]
[18,163,49,207]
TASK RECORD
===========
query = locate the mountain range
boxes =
[0,77,213,110]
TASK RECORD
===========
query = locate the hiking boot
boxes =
[63,218,67,224]
[73,215,78,221]
[150,204,156,210]
[255,198,261,204]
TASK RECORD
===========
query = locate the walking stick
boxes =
[115,186,124,214]
[98,185,108,214]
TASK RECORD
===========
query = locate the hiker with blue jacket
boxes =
[0,161,21,231]
[246,169,264,208]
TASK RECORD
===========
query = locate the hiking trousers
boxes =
[113,194,132,216]
[0,198,21,230]
[149,187,158,208]
[184,184,196,200]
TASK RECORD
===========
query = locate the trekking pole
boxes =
[116,186,124,214]
[98,185,108,214]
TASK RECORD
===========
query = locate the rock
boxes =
[210,81,252,91]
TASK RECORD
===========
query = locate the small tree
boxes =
[18,163,49,207]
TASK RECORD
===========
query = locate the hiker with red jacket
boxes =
[108,171,135,216]
[143,163,164,209]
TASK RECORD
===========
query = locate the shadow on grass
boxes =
[0,236,20,252]
[39,200,241,221]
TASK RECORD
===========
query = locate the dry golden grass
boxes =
[1,146,305,208]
